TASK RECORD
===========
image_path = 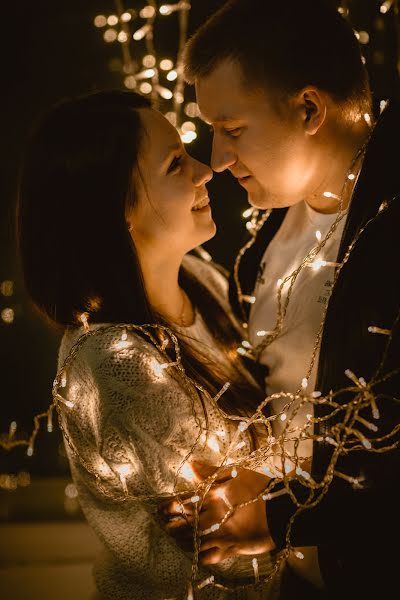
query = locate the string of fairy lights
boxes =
[1,0,400,595]
[94,0,200,142]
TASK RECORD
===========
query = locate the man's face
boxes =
[195,60,318,209]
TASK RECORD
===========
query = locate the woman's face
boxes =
[128,108,215,257]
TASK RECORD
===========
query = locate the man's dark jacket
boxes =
[229,101,400,599]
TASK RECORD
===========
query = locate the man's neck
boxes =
[306,117,372,214]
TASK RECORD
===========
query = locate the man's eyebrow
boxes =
[202,114,240,125]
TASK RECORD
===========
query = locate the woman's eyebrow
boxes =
[162,142,182,168]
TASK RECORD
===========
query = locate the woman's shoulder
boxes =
[57,322,174,379]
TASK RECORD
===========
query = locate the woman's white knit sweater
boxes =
[56,254,280,599]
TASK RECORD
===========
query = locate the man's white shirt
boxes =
[249,199,346,463]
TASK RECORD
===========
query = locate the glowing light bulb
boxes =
[312,259,327,270]
[184,102,200,118]
[79,312,90,331]
[1,308,14,323]
[181,462,196,481]
[380,100,388,113]
[262,465,277,478]
[133,24,151,40]
[140,5,156,19]
[190,495,200,503]
[231,467,238,478]
[256,330,268,337]
[348,173,356,180]
[160,4,174,15]
[235,441,246,451]
[166,69,178,81]
[277,278,283,288]
[121,12,132,22]
[117,464,132,494]
[117,31,128,43]
[107,15,118,26]
[47,412,53,433]
[65,483,78,499]
[1,280,14,296]
[280,413,287,422]
[160,58,174,70]
[115,329,131,350]
[151,360,171,377]
[238,421,249,432]
[358,31,370,44]
[252,557,260,583]
[140,82,152,94]
[198,576,215,590]
[323,191,340,200]
[94,15,107,27]
[237,347,246,356]
[315,230,322,242]
[241,340,251,349]
[181,131,197,143]
[124,76,137,89]
[380,1,393,14]
[27,445,34,457]
[207,435,220,453]
[294,550,305,560]
[302,378,308,389]
[181,121,195,133]
[135,68,155,80]
[364,113,372,125]
[242,207,253,218]
[155,85,173,99]
[143,54,156,67]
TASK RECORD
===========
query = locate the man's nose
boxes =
[211,135,236,173]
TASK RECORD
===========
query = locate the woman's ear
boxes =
[300,88,327,136]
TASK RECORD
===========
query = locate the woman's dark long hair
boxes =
[17,89,265,443]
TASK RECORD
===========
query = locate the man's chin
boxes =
[247,189,297,210]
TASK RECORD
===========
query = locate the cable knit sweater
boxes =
[56,254,281,600]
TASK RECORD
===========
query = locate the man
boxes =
[165,1,400,598]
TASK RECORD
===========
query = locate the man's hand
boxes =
[161,462,276,565]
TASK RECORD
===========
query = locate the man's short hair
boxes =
[184,0,372,117]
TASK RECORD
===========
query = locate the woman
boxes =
[17,90,279,599]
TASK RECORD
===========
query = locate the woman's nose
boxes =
[193,159,213,187]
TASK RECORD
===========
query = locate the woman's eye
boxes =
[168,155,182,173]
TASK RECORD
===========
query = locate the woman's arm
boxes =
[57,326,213,599]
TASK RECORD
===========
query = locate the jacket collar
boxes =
[338,99,400,261]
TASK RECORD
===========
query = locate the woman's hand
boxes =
[160,462,276,564]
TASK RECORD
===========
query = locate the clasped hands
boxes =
[159,462,276,565]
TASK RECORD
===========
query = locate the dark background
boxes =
[0,0,399,518]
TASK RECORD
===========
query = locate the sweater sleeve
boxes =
[57,326,215,600]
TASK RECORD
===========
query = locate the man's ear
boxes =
[299,89,327,136]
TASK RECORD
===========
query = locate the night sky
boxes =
[1,0,399,482]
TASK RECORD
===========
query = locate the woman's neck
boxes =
[136,247,194,325]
